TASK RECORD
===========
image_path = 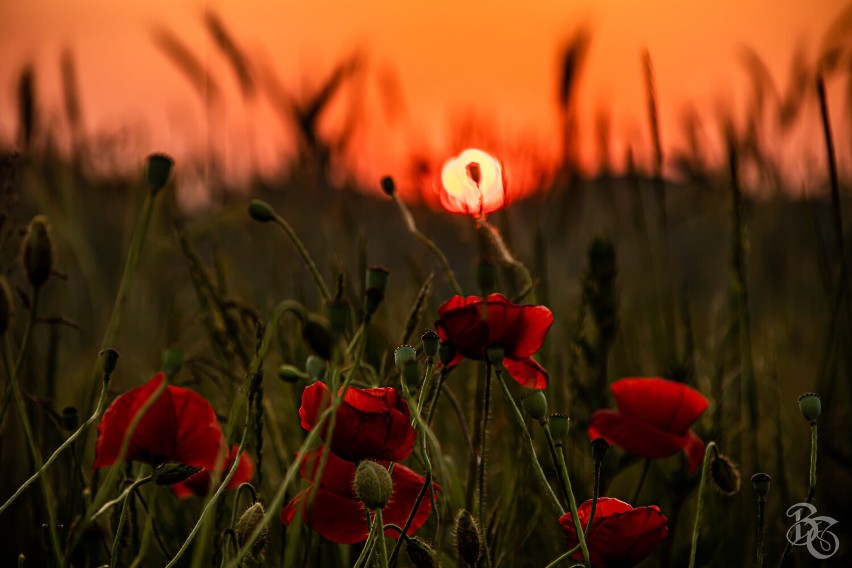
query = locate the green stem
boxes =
[808,423,817,502]
[688,442,717,568]
[542,425,570,507]
[585,457,602,536]
[416,359,434,414]
[477,364,493,568]
[478,219,536,304]
[110,476,153,568]
[273,214,331,301]
[373,508,390,568]
[425,367,448,425]
[353,516,378,568]
[495,372,563,516]
[129,484,160,568]
[756,496,766,568]
[544,544,583,568]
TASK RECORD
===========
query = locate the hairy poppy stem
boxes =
[477,219,536,304]
[270,213,332,301]
[110,474,154,568]
[128,482,161,568]
[390,192,463,295]
[584,454,602,536]
[544,543,583,568]
[777,423,818,566]
[755,495,766,568]
[374,508,390,568]
[353,514,378,568]
[425,367,449,425]
[388,471,431,566]
[688,441,718,568]
[542,423,570,507]
[495,373,564,517]
[477,363,493,529]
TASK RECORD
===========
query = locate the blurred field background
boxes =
[2,1,852,566]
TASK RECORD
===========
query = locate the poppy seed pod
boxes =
[21,215,53,289]
[751,473,771,498]
[548,414,571,445]
[354,460,393,510]
[591,437,610,462]
[394,344,417,370]
[454,509,482,567]
[486,345,505,367]
[366,265,390,297]
[146,153,173,194]
[710,453,741,496]
[0,276,12,335]
[154,462,203,485]
[522,391,548,422]
[235,502,268,563]
[380,175,396,196]
[797,393,821,423]
[406,537,437,568]
[248,199,276,223]
[99,348,119,376]
[421,330,439,358]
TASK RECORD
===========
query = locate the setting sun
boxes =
[440,148,505,217]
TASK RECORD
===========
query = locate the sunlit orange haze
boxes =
[0,0,849,207]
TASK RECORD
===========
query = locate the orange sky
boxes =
[0,0,849,204]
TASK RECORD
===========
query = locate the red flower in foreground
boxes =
[435,293,553,389]
[588,378,708,474]
[299,382,416,463]
[170,445,255,499]
[94,372,225,471]
[281,447,437,544]
[560,497,668,568]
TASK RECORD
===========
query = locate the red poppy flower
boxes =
[299,382,416,462]
[170,445,255,499]
[560,497,668,568]
[588,377,708,474]
[94,373,225,471]
[281,447,437,545]
[435,293,553,389]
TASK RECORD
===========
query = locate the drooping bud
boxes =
[302,315,333,360]
[798,393,821,424]
[421,330,439,359]
[522,390,548,422]
[0,276,12,335]
[248,199,276,223]
[154,462,203,485]
[438,341,457,367]
[235,502,268,564]
[278,364,307,383]
[590,436,609,462]
[751,473,771,498]
[305,356,327,381]
[21,215,53,289]
[146,153,173,194]
[99,348,119,377]
[710,453,741,496]
[60,406,79,431]
[486,345,505,368]
[354,461,393,510]
[406,537,437,568]
[380,176,396,196]
[453,509,482,567]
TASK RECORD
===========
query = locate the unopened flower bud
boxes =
[354,461,393,510]
[155,462,203,485]
[751,473,771,498]
[486,345,504,367]
[305,356,326,381]
[146,153,173,194]
[235,502,268,563]
[438,341,457,367]
[421,330,439,358]
[366,265,390,296]
[380,176,396,196]
[406,537,437,568]
[453,509,482,567]
[278,364,307,383]
[160,347,184,377]
[302,316,333,360]
[248,199,276,223]
[0,276,12,335]
[522,391,548,422]
[798,393,821,424]
[590,437,609,462]
[394,344,417,370]
[61,406,79,431]
[99,348,119,376]
[710,453,741,496]
[21,215,53,289]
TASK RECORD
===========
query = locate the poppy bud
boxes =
[522,391,548,422]
[453,509,482,567]
[302,316,333,360]
[160,347,184,377]
[278,364,307,383]
[751,473,771,498]
[235,502,268,563]
[590,436,609,462]
[438,341,457,367]
[797,393,821,423]
[421,330,439,359]
[146,153,173,194]
[327,297,351,334]
[406,537,437,568]
[21,215,53,289]
[154,462,203,485]
[380,175,396,196]
[248,199,276,223]
[61,406,79,431]
[354,460,393,510]
[99,348,119,376]
[477,260,497,295]
[305,356,326,381]
[710,453,741,496]
[394,344,417,370]
[365,266,390,316]
[0,276,12,335]
[486,345,505,367]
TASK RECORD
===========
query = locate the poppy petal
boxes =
[611,378,708,434]
[588,410,693,460]
[682,429,706,476]
[502,357,549,390]
[299,381,333,432]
